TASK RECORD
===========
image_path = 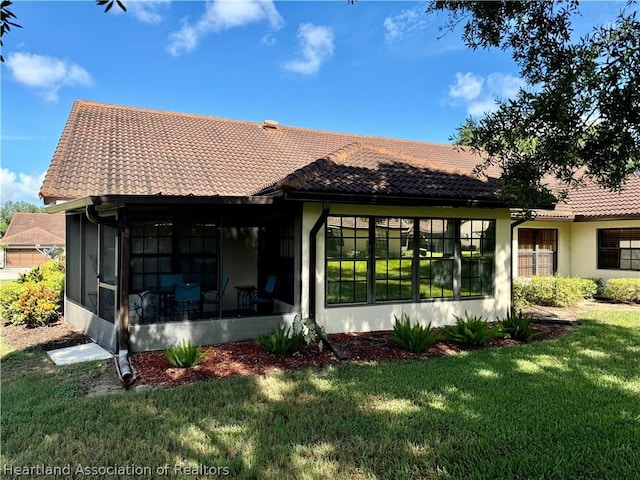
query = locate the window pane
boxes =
[598,228,640,271]
[374,218,413,301]
[460,219,495,297]
[419,219,455,299]
[326,216,369,304]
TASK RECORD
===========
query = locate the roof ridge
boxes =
[72,100,472,149]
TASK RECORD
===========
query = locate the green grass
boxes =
[2,309,640,479]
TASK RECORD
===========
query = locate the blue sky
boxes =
[0,1,624,205]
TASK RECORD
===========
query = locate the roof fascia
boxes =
[281,191,507,209]
[45,194,277,213]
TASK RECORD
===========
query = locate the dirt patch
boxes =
[1,320,122,396]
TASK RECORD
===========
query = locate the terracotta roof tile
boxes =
[273,143,499,202]
[40,101,493,202]
[1,213,65,245]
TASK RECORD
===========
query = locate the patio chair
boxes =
[202,276,229,316]
[250,275,279,314]
[172,283,201,321]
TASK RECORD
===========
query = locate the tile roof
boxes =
[40,101,494,203]
[1,213,65,246]
[40,100,639,218]
[271,142,500,203]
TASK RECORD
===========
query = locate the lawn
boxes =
[2,309,640,479]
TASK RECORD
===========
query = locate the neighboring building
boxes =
[39,101,516,352]
[512,176,640,281]
[0,213,65,268]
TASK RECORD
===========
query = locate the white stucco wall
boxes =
[302,203,512,334]
[512,221,572,277]
[570,219,640,280]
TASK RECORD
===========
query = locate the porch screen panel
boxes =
[66,213,81,303]
[326,216,368,304]
[130,220,174,292]
[374,218,413,301]
[460,220,495,297]
[418,219,454,299]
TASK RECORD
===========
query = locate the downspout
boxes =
[308,202,329,326]
[86,205,134,387]
[510,216,530,310]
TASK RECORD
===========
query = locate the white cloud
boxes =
[5,52,92,102]
[383,6,429,45]
[129,0,170,24]
[447,71,524,117]
[449,72,484,102]
[167,0,283,56]
[282,23,334,75]
[0,168,45,204]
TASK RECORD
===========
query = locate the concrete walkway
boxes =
[47,343,113,366]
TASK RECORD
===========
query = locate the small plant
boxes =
[164,339,212,368]
[499,309,534,342]
[442,311,500,346]
[9,283,61,327]
[291,314,327,352]
[391,312,439,353]
[259,325,303,354]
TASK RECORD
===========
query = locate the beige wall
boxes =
[514,218,640,280]
[303,203,512,334]
[570,219,640,280]
[513,221,572,277]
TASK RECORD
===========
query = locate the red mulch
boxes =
[131,325,571,388]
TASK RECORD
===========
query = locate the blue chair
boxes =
[251,275,279,314]
[202,276,229,316]
[160,274,184,292]
[172,283,201,321]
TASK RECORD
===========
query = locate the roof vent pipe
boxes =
[263,119,279,129]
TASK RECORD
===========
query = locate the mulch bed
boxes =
[131,325,571,388]
[2,319,572,389]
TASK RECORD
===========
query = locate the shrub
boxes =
[603,278,640,304]
[9,283,61,327]
[164,339,212,368]
[512,278,530,311]
[517,276,597,307]
[442,312,501,346]
[391,312,439,353]
[0,282,24,322]
[259,325,303,354]
[499,309,534,342]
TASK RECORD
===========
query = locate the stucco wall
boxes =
[64,299,117,353]
[570,219,640,280]
[513,221,572,277]
[302,203,512,334]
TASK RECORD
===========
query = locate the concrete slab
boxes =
[47,343,113,366]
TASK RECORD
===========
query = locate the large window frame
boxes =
[326,215,496,306]
[517,228,558,277]
[597,228,640,271]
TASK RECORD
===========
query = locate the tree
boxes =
[429,1,640,212]
[0,201,46,236]
[0,0,126,62]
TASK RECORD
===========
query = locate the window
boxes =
[326,216,496,305]
[460,220,495,296]
[326,217,369,304]
[418,219,454,299]
[517,229,557,277]
[374,218,413,301]
[598,228,640,271]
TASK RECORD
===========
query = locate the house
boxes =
[40,101,519,353]
[512,176,640,280]
[0,213,65,269]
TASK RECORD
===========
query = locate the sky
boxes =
[0,0,626,205]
